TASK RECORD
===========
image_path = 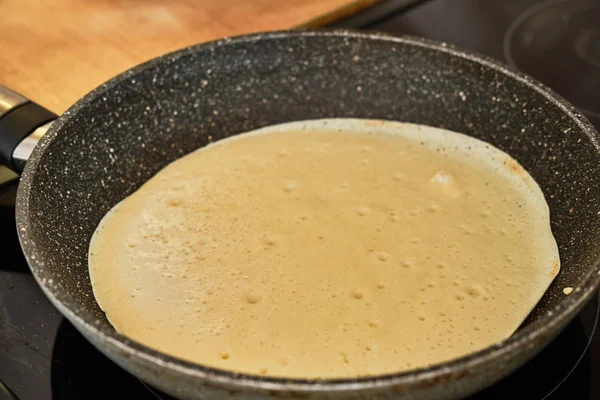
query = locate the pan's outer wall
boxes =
[16,31,600,399]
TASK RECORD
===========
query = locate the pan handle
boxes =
[0,85,57,173]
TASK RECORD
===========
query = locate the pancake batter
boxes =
[89,119,559,378]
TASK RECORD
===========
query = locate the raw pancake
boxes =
[88,119,560,379]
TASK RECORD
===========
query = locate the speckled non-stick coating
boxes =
[15,30,600,399]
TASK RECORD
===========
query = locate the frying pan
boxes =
[0,30,598,399]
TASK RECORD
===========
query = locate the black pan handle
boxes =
[0,85,57,173]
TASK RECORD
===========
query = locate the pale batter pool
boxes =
[88,119,559,379]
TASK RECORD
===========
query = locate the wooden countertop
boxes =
[0,0,378,114]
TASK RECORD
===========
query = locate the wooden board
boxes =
[0,0,378,114]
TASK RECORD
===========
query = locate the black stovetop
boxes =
[1,0,599,399]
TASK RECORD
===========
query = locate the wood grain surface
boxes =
[0,0,370,114]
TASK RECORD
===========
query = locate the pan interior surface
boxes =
[16,31,600,397]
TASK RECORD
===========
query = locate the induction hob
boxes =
[1,0,599,399]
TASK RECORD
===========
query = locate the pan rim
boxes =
[15,29,600,394]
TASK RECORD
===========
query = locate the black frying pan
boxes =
[0,30,599,400]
